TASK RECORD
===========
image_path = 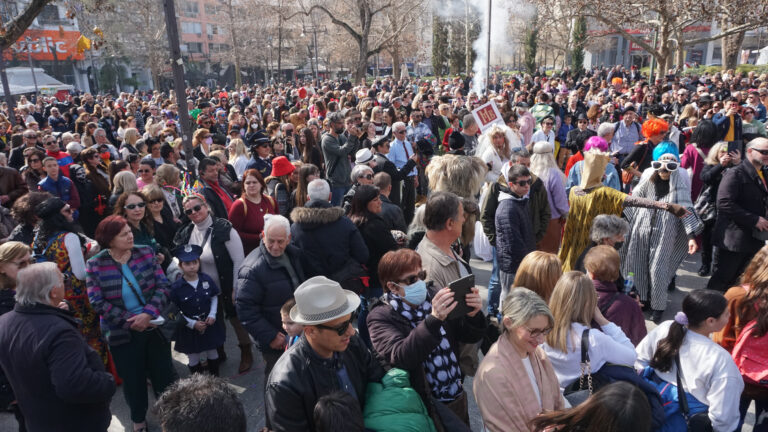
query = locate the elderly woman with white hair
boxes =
[530,141,569,253]
[236,214,305,383]
[478,124,516,183]
[622,141,703,323]
[474,288,566,431]
[0,262,116,432]
[342,164,374,214]
[573,214,630,276]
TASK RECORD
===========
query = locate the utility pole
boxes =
[163,0,195,177]
[0,54,16,126]
[26,37,39,98]
[485,0,491,96]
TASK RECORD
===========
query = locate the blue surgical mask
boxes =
[401,280,427,305]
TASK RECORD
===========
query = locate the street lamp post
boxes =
[26,37,39,97]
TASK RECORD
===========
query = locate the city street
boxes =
[2,251,749,431]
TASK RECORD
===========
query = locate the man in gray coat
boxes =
[322,112,361,206]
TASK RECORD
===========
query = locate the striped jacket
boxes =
[86,245,169,346]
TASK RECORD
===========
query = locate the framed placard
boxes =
[472,100,504,132]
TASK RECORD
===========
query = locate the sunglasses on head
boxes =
[316,316,355,336]
[651,160,679,171]
[184,204,204,215]
[124,202,146,210]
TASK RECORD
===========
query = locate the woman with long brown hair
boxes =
[713,245,768,429]
[291,163,320,211]
[297,126,323,168]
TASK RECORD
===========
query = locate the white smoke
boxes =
[434,0,535,95]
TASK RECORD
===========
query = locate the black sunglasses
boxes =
[184,204,204,215]
[124,202,146,210]
[316,316,355,336]
[751,148,768,156]
[514,179,532,187]
[149,198,164,204]
[396,270,427,286]
[28,158,41,163]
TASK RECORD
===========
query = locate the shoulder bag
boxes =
[621,143,649,185]
[563,329,610,405]
[675,354,713,432]
[118,261,184,343]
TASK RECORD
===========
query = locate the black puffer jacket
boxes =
[289,199,369,278]
[236,242,305,350]
[265,334,384,432]
[0,303,115,432]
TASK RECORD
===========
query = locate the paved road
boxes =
[1,251,755,431]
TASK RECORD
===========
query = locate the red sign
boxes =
[3,29,85,61]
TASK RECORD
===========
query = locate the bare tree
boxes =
[286,0,424,82]
[0,0,53,51]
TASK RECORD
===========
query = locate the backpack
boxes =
[732,320,768,387]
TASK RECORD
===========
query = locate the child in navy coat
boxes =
[170,244,226,376]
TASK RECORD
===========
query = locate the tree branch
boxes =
[585,11,660,58]
[283,4,362,43]
[0,0,53,51]
[683,21,762,46]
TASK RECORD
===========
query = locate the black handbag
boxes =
[693,185,716,223]
[329,258,369,295]
[119,263,185,343]
[675,354,713,432]
[564,329,610,405]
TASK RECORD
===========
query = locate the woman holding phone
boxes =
[367,249,487,427]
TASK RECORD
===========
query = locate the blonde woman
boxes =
[512,251,562,303]
[120,128,141,160]
[474,288,565,432]
[479,124,513,183]
[228,138,249,180]
[192,128,212,160]
[542,271,636,388]
[109,171,138,207]
[530,141,569,253]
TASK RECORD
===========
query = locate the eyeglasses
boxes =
[124,202,146,210]
[542,122,554,126]
[149,198,164,204]
[362,174,373,180]
[137,169,151,174]
[513,179,532,187]
[316,317,354,336]
[396,270,427,286]
[523,325,552,338]
[394,129,406,134]
[744,111,755,115]
[28,158,41,163]
[651,160,679,171]
[751,148,768,156]
[44,141,56,145]
[184,204,204,215]
[24,135,37,139]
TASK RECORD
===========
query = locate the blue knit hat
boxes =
[652,141,679,161]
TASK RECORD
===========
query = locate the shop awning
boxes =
[0,67,74,96]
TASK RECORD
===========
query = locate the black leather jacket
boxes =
[265,333,384,432]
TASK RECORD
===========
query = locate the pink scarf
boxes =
[473,333,563,432]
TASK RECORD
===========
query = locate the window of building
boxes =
[181,22,202,35]
[204,4,221,16]
[205,24,226,37]
[182,1,199,18]
[208,43,231,54]
[37,4,62,25]
[185,42,203,53]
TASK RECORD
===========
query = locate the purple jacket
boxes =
[86,245,170,346]
[542,167,569,219]
[594,279,647,346]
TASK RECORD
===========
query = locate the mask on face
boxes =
[251,123,258,129]
[165,136,173,143]
[613,241,624,251]
[401,280,427,305]
[204,137,213,145]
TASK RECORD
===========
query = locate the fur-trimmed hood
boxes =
[290,199,345,228]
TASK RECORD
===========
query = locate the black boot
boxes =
[217,345,227,362]
[650,309,664,324]
[667,276,676,292]
[207,358,221,377]
[698,263,710,277]
[188,364,204,375]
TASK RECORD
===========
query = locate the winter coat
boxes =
[289,199,369,278]
[364,368,437,432]
[714,159,768,253]
[236,242,305,350]
[356,212,399,289]
[366,286,486,407]
[265,334,385,432]
[594,280,647,345]
[495,193,536,274]
[480,175,549,246]
[0,303,115,432]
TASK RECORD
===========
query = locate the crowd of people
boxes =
[0,63,767,432]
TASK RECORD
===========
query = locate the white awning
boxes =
[0,67,74,96]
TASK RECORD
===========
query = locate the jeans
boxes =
[487,246,501,315]
[739,390,768,432]
[331,185,349,207]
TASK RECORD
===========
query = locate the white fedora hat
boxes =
[290,276,361,325]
